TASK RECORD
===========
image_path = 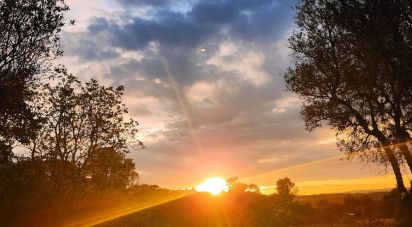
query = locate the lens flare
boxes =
[196,177,228,195]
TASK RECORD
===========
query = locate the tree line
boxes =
[0,0,144,223]
[101,177,402,226]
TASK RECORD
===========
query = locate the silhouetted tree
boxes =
[0,0,69,161]
[334,1,412,174]
[0,75,144,210]
[226,176,240,191]
[286,0,412,199]
[246,184,261,194]
[226,176,261,194]
[29,75,142,195]
[276,177,297,202]
[271,178,299,226]
[83,147,138,192]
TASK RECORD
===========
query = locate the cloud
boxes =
[76,0,294,57]
[116,0,171,7]
[85,13,214,51]
[62,31,119,61]
[59,0,354,188]
[65,0,297,55]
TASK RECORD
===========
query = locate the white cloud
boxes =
[206,42,270,86]
[186,81,216,105]
[271,95,300,113]
[258,157,279,164]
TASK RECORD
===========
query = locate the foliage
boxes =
[0,1,148,225]
[0,75,144,221]
[96,189,401,227]
[285,0,412,199]
[276,177,297,202]
[0,0,69,159]
[1,174,402,227]
[226,176,261,194]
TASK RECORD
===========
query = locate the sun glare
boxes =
[195,177,228,195]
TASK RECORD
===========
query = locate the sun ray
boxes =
[244,156,343,182]
[245,140,412,184]
[65,192,193,227]
[146,27,205,161]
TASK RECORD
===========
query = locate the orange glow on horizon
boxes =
[259,174,412,195]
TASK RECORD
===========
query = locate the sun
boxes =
[195,177,228,195]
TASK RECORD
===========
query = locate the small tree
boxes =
[271,178,299,226]
[226,176,261,194]
[246,184,261,194]
[276,178,297,202]
[226,176,240,191]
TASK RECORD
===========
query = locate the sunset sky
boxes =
[60,0,405,194]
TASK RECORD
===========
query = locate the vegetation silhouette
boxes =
[0,0,69,165]
[96,178,401,227]
[0,1,145,225]
[0,75,144,226]
[226,176,261,194]
[285,0,412,223]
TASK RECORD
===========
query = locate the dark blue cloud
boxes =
[189,1,240,25]
[87,17,110,33]
[88,12,214,50]
[104,46,223,88]
[116,0,170,7]
[231,2,293,42]
[188,0,277,25]
[85,0,295,53]
[62,31,119,61]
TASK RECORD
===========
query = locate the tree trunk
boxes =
[399,144,412,174]
[396,129,412,175]
[370,128,408,195]
[383,147,407,195]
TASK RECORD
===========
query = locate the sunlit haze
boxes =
[195,177,229,195]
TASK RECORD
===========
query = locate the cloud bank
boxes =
[61,0,357,188]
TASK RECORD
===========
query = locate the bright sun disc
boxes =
[195,177,228,195]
